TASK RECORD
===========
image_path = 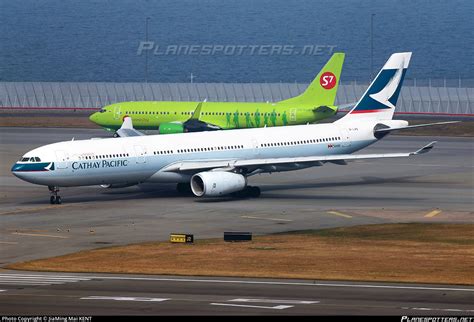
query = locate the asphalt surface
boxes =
[0,127,473,315]
[1,127,473,263]
[0,271,473,315]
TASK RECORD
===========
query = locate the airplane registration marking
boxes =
[327,211,352,218]
[424,210,442,218]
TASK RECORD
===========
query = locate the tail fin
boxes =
[338,52,411,122]
[280,52,345,106]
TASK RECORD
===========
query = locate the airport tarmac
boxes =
[0,127,473,266]
[0,271,473,315]
[0,127,473,315]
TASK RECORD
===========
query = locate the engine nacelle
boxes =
[158,122,185,134]
[158,120,221,134]
[100,182,138,189]
[190,172,247,197]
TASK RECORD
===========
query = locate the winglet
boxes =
[412,141,437,155]
[190,101,204,120]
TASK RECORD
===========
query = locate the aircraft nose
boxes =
[11,163,26,179]
[89,112,99,124]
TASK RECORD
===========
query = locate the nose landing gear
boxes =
[48,186,62,204]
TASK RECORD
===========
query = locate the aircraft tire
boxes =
[251,186,261,198]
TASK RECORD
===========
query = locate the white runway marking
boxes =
[402,307,474,313]
[229,298,319,304]
[0,274,90,286]
[326,211,352,218]
[241,215,293,222]
[366,162,474,168]
[11,232,68,239]
[211,303,293,310]
[3,273,474,293]
[89,276,474,293]
[81,296,169,302]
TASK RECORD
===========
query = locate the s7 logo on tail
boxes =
[320,72,337,89]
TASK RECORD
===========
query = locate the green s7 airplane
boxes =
[89,53,345,136]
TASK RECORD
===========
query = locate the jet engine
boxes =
[158,120,221,134]
[190,171,247,197]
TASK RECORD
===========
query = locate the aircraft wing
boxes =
[161,141,436,174]
[115,117,145,137]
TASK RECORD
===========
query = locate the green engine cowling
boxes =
[158,122,185,134]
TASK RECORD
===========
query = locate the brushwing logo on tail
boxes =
[320,72,337,89]
[369,61,404,109]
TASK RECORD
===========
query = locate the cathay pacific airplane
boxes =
[12,53,456,204]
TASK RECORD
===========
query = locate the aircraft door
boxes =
[55,150,69,169]
[251,137,260,157]
[134,145,146,164]
[290,108,297,122]
[340,127,352,147]
[113,105,121,120]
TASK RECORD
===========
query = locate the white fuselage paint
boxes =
[13,121,377,187]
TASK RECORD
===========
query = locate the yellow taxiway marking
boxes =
[12,232,68,239]
[327,211,352,219]
[0,205,68,216]
[241,216,293,222]
[424,209,442,218]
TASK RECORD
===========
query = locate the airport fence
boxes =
[0,81,472,116]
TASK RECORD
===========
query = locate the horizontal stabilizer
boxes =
[312,105,337,114]
[374,121,460,134]
[412,141,437,155]
[115,117,145,137]
[336,102,357,111]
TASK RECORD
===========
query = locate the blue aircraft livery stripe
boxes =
[11,162,54,172]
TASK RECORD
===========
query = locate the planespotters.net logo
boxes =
[401,316,474,322]
[137,42,337,56]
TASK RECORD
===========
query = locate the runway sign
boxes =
[224,231,252,242]
[170,233,194,244]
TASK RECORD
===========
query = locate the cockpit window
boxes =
[19,157,41,162]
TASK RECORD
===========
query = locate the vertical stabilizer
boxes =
[338,52,411,122]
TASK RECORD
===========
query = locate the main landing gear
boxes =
[48,186,62,204]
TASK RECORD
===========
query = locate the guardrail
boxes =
[0,81,472,116]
